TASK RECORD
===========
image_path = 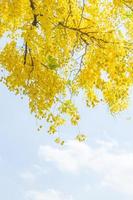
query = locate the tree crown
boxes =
[0,0,133,143]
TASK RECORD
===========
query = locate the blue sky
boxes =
[1,81,133,200]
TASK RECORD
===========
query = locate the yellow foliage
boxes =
[0,0,133,141]
[76,134,87,142]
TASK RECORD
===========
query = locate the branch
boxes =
[26,49,35,86]
[65,0,72,25]
[78,0,85,28]
[73,44,88,81]
[29,0,38,27]
[29,48,34,67]
[24,42,28,65]
[58,22,112,45]
[122,0,133,12]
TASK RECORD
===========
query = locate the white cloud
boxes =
[39,141,93,173]
[26,189,73,200]
[39,140,133,195]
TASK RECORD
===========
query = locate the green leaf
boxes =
[47,55,59,70]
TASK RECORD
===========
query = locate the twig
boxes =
[78,0,85,28]
[24,42,28,65]
[29,0,38,27]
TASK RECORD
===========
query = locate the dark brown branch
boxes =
[41,63,49,69]
[24,42,28,65]
[29,0,35,10]
[29,0,38,27]
[58,22,111,45]
[32,14,38,26]
[81,35,90,45]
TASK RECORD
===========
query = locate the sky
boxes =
[1,81,133,200]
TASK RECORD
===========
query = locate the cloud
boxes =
[26,189,73,200]
[39,141,93,173]
[39,140,133,195]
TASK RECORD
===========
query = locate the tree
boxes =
[0,0,133,143]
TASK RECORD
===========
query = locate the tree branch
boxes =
[24,42,28,65]
[122,0,133,12]
[65,0,72,25]
[58,22,113,45]
[29,0,38,27]
[78,0,85,28]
